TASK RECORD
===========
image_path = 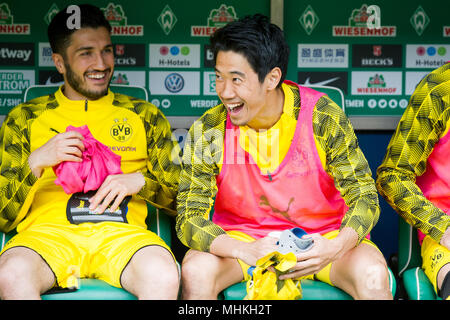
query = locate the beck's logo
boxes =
[110,118,132,142]
[352,44,402,68]
[373,45,382,56]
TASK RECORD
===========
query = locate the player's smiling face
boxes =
[214,50,273,129]
[53,27,114,100]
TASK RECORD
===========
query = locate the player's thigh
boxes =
[91,223,175,288]
[182,249,244,291]
[0,246,55,292]
[329,242,389,294]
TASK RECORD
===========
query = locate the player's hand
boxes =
[28,130,85,178]
[232,236,279,267]
[88,172,145,214]
[278,233,338,280]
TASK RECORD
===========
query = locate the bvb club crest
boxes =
[110,118,132,142]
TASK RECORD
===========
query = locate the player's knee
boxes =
[0,250,34,291]
[153,257,179,290]
[355,260,391,299]
[139,248,179,287]
[181,251,218,289]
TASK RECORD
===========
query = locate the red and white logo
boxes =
[373,45,382,57]
[444,26,450,37]
[332,4,396,37]
[0,3,30,35]
[190,4,238,37]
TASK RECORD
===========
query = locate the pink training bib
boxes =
[212,81,348,239]
[416,129,450,244]
[53,125,123,194]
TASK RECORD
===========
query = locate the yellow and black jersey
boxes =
[377,63,450,243]
[176,82,380,252]
[0,87,181,233]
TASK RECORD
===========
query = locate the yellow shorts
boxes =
[228,229,379,286]
[421,235,450,293]
[0,222,173,289]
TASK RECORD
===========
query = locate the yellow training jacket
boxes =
[0,87,181,233]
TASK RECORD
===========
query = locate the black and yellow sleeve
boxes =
[0,99,45,232]
[314,95,380,244]
[376,64,450,243]
[175,106,228,252]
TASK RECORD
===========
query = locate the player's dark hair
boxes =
[48,4,111,56]
[210,14,290,87]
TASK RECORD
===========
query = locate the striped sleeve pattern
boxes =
[175,105,228,251]
[376,64,450,243]
[0,96,54,232]
[313,95,380,243]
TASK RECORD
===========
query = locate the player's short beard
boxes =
[65,62,111,100]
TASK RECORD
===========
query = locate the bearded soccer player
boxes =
[176,14,392,300]
[0,4,181,299]
[377,63,450,300]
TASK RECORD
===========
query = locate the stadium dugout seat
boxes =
[219,85,397,300]
[0,84,174,300]
[397,217,441,300]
